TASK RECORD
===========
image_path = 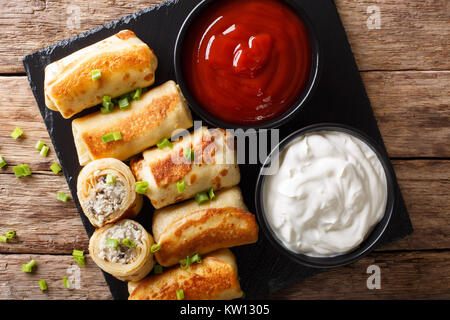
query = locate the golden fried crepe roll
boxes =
[72,80,193,166]
[77,158,142,228]
[90,219,155,282]
[128,249,243,300]
[44,30,158,119]
[131,127,240,209]
[152,187,258,266]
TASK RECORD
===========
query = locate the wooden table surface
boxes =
[0,0,448,300]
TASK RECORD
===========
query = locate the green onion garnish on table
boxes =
[57,192,69,203]
[39,280,48,291]
[135,181,149,194]
[195,191,209,205]
[106,239,119,249]
[119,97,130,110]
[72,249,85,267]
[10,127,23,139]
[122,239,136,248]
[132,88,142,100]
[91,69,102,80]
[176,289,184,300]
[50,163,62,174]
[40,145,50,157]
[62,277,71,289]
[102,131,122,143]
[157,138,173,150]
[151,243,161,253]
[0,235,7,243]
[35,140,45,150]
[106,174,115,185]
[6,230,16,239]
[177,180,185,193]
[0,156,7,169]
[13,164,31,178]
[21,260,36,273]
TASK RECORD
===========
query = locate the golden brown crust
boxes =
[155,207,258,267]
[129,249,242,300]
[115,30,137,40]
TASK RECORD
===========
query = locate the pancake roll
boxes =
[152,187,258,267]
[72,80,193,166]
[89,219,155,282]
[44,30,158,119]
[128,249,243,300]
[77,158,142,228]
[131,126,240,209]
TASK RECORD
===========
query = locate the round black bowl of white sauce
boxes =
[255,123,395,268]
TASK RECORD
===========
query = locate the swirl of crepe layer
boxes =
[89,219,155,282]
[77,158,143,228]
[152,187,259,267]
[128,249,243,300]
[131,127,240,209]
[72,80,193,166]
[44,30,158,119]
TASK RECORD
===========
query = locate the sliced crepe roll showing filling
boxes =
[44,30,158,119]
[152,187,258,267]
[72,80,193,166]
[128,249,243,300]
[77,158,143,228]
[131,126,240,209]
[89,219,155,282]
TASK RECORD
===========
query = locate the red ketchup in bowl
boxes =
[183,0,312,125]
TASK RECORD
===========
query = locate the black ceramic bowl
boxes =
[255,123,396,268]
[174,0,321,129]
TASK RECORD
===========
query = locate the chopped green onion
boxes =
[195,192,209,205]
[72,249,84,257]
[106,239,119,249]
[91,69,102,80]
[22,260,36,273]
[180,253,202,270]
[118,97,130,110]
[62,277,71,289]
[176,289,184,300]
[122,238,136,248]
[0,156,7,169]
[13,164,31,178]
[151,244,162,253]
[39,280,48,291]
[190,253,202,264]
[6,230,16,239]
[73,256,85,267]
[132,88,142,100]
[106,174,115,185]
[101,101,114,114]
[103,96,112,103]
[50,163,62,174]
[135,181,149,194]
[35,140,45,151]
[102,131,122,143]
[208,187,215,201]
[11,127,23,139]
[157,138,173,150]
[176,180,185,193]
[72,249,85,266]
[154,264,163,274]
[57,192,69,203]
[40,145,49,157]
[0,235,7,243]
[184,147,195,162]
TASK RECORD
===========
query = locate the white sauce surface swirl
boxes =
[264,131,388,257]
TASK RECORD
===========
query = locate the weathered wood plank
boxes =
[0,251,448,299]
[269,250,450,299]
[0,160,448,254]
[0,254,111,300]
[0,0,448,73]
[0,71,448,162]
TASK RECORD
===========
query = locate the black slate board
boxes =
[23,0,413,300]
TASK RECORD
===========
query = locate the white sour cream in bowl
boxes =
[263,130,389,258]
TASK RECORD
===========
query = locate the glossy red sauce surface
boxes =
[183,0,312,125]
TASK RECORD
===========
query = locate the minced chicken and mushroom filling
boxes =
[99,221,143,264]
[84,174,126,224]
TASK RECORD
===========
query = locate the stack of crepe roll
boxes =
[45,30,258,300]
